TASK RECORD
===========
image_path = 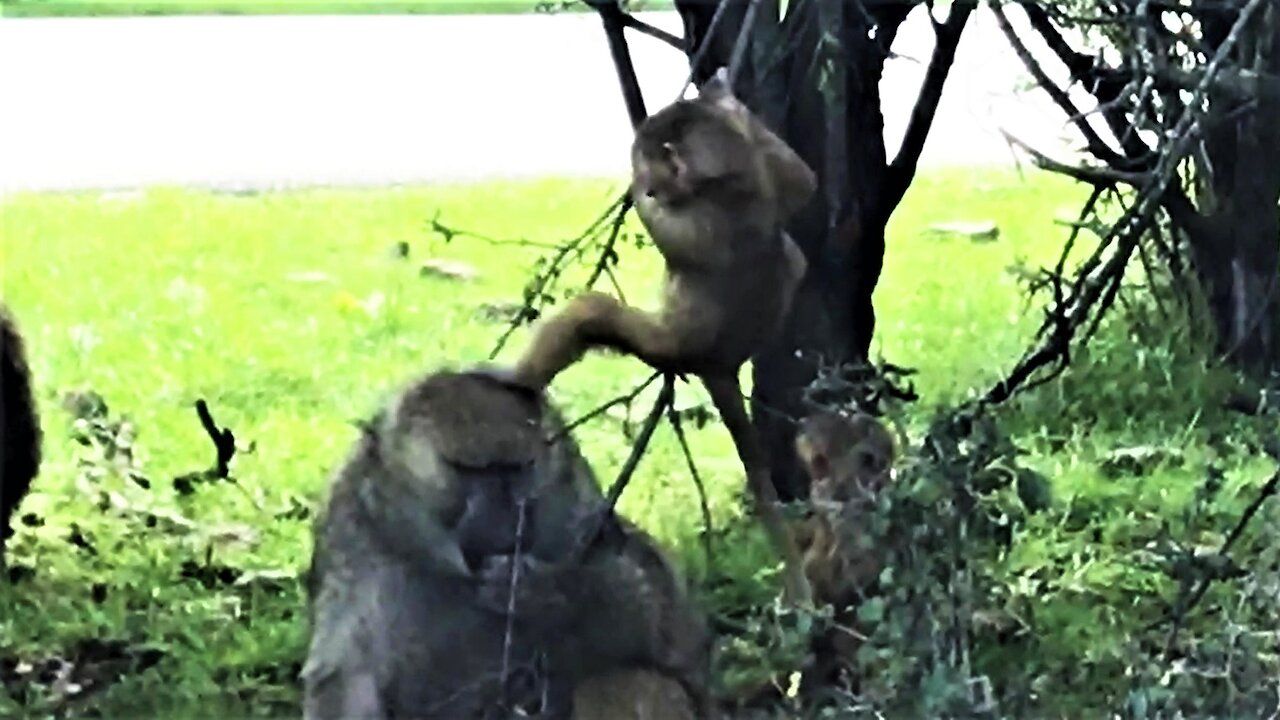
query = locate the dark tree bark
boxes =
[1189,2,1280,371]
[675,0,973,500]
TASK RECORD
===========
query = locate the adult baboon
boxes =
[302,368,712,719]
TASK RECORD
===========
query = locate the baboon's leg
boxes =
[513,292,682,390]
[701,374,813,606]
[302,669,383,720]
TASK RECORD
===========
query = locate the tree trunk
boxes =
[1188,1,1280,373]
[676,0,931,500]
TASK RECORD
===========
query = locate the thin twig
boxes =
[584,195,635,292]
[498,499,528,705]
[553,370,663,440]
[989,0,1122,165]
[570,373,677,564]
[678,0,734,98]
[429,213,562,250]
[489,191,628,360]
[1161,468,1280,657]
[621,13,685,50]
[667,403,715,569]
[726,0,763,88]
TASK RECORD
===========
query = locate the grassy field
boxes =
[0,0,676,18]
[1,170,1275,716]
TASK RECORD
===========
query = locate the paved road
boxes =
[0,8,1089,193]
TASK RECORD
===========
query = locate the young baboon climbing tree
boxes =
[510,69,818,605]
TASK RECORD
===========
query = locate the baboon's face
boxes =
[798,413,895,506]
[631,102,757,208]
[452,463,542,572]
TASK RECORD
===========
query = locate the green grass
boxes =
[0,0,674,18]
[1,170,1274,716]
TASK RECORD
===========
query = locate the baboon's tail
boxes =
[1,303,42,550]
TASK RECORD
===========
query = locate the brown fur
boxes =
[793,410,897,687]
[573,670,698,720]
[1,303,42,572]
[510,71,818,606]
[302,368,711,719]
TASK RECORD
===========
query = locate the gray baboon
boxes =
[302,368,712,719]
[1,303,42,572]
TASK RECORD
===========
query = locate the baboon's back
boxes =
[1,304,41,540]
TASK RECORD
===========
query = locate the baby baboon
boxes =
[510,68,817,605]
[302,368,711,719]
[793,410,896,607]
[1,303,42,572]
[792,410,897,689]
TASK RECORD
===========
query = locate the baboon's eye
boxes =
[857,450,882,474]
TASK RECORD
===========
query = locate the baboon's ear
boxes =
[662,141,691,185]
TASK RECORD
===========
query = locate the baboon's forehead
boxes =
[395,372,545,467]
[801,411,893,450]
[800,412,859,445]
[636,100,747,147]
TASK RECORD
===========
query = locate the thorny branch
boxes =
[484,191,631,361]
[983,0,1268,405]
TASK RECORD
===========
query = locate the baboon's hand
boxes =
[475,555,573,627]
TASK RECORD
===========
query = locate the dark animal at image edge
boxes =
[1,303,42,573]
[508,69,819,605]
[301,368,712,719]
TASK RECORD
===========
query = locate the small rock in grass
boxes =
[925,220,1000,242]
[420,259,479,282]
[1099,445,1183,478]
[475,301,525,324]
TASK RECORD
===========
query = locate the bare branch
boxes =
[585,0,649,127]
[1001,130,1146,187]
[666,404,715,569]
[571,373,677,562]
[990,1,1124,165]
[621,13,685,51]
[984,0,1269,404]
[884,0,977,213]
[727,0,765,87]
[678,0,735,98]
